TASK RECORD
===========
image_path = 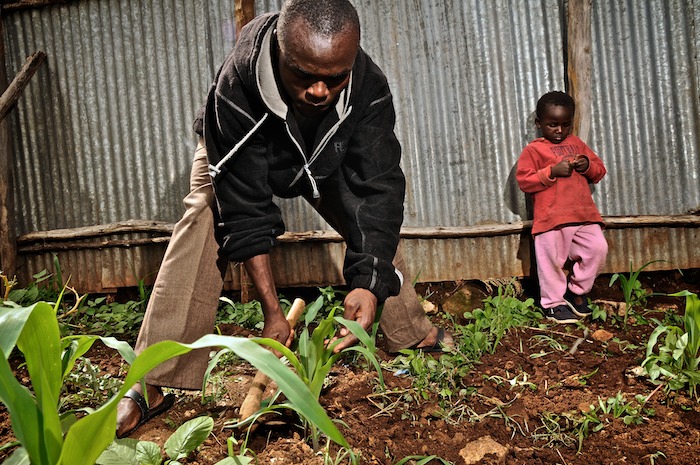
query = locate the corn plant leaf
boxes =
[304,296,325,326]
[164,416,213,460]
[2,447,30,465]
[0,357,44,465]
[61,334,347,464]
[0,306,34,358]
[5,302,64,465]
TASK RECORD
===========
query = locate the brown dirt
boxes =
[2,270,700,464]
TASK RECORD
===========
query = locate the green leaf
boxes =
[213,457,253,465]
[96,439,139,465]
[136,441,163,465]
[2,447,30,465]
[0,306,34,358]
[164,416,214,460]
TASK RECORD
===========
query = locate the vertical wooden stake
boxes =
[566,0,593,142]
[0,12,17,278]
[234,0,255,36]
[234,0,255,304]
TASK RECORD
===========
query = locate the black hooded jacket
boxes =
[194,13,405,303]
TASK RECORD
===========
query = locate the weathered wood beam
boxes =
[0,12,15,277]
[0,50,46,121]
[566,0,593,141]
[234,0,255,302]
[235,0,255,35]
[16,216,700,253]
[0,0,76,13]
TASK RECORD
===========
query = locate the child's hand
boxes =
[551,160,574,178]
[573,155,589,172]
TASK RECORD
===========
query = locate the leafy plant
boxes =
[642,291,700,398]
[0,298,348,465]
[461,284,542,357]
[226,295,383,452]
[96,416,214,465]
[609,260,665,328]
[216,297,265,330]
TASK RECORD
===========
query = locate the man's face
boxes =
[536,104,573,144]
[277,20,358,117]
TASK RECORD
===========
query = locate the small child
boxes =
[516,91,608,323]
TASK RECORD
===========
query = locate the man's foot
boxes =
[116,383,175,438]
[411,326,454,353]
[564,289,592,317]
[544,304,580,324]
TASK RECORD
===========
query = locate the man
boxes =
[116,0,452,438]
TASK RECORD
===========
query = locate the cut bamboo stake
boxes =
[238,297,306,421]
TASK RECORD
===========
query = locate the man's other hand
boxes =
[333,288,378,353]
[262,313,293,348]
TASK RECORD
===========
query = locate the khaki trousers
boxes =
[135,142,432,389]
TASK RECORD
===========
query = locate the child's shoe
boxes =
[544,304,580,324]
[564,289,592,317]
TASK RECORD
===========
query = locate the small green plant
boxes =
[609,260,665,328]
[461,283,542,357]
[96,416,214,465]
[60,357,123,409]
[216,297,265,330]
[225,294,383,452]
[394,455,453,465]
[212,434,257,465]
[642,291,700,398]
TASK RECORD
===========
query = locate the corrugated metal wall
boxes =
[4,0,699,290]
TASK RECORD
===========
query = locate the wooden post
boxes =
[235,0,255,36]
[234,0,255,302]
[0,12,16,278]
[566,0,593,142]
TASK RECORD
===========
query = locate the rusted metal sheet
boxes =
[5,0,700,292]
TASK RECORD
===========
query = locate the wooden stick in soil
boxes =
[238,297,306,421]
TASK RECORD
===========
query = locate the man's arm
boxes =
[244,254,292,346]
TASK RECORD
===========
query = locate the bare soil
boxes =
[1,270,700,464]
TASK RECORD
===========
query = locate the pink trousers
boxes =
[534,224,608,309]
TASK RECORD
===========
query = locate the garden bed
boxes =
[1,269,699,464]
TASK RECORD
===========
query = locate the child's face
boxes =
[536,104,573,144]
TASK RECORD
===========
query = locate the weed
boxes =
[643,451,667,464]
[394,455,453,465]
[321,439,360,465]
[60,357,123,410]
[217,297,264,330]
[642,291,700,399]
[609,260,666,328]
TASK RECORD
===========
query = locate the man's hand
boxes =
[551,160,574,178]
[261,311,293,348]
[333,288,378,353]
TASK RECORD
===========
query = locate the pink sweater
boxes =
[516,134,606,235]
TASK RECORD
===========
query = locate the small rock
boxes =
[591,329,614,342]
[504,360,516,370]
[459,435,508,465]
[578,401,595,413]
[421,299,438,314]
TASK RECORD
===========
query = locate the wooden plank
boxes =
[0,12,15,277]
[0,51,46,121]
[16,216,700,253]
[235,0,255,34]
[566,0,592,141]
[1,0,76,12]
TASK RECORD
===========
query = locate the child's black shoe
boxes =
[564,289,592,317]
[544,304,580,324]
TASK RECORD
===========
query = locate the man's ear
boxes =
[534,117,541,129]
